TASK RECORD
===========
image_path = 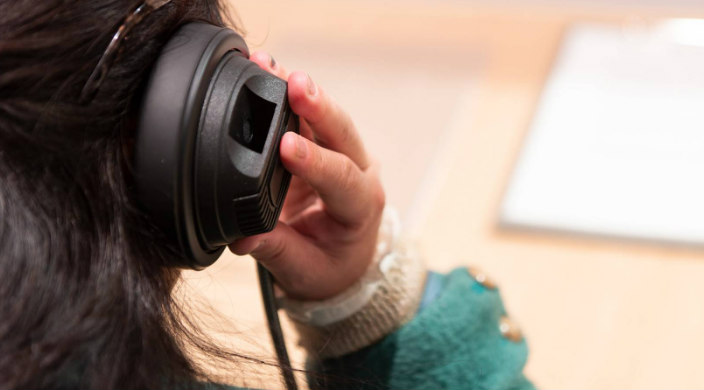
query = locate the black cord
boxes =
[257,263,298,390]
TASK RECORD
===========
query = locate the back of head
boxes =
[0,1,232,388]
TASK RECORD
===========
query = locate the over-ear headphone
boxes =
[133,23,299,389]
[82,11,299,388]
[134,22,298,269]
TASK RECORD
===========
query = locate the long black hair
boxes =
[0,1,255,388]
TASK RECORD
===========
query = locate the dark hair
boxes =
[0,1,258,388]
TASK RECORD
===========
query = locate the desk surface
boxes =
[179,2,704,388]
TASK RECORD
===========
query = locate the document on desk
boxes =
[501,21,704,246]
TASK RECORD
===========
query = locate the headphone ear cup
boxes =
[134,23,248,268]
[134,22,297,269]
[193,54,298,249]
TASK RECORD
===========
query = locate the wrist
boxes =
[280,207,427,358]
[278,207,400,326]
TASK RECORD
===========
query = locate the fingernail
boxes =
[270,55,277,69]
[306,74,317,96]
[294,134,307,159]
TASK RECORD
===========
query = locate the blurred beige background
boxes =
[179,1,704,389]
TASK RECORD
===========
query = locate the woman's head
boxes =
[0,1,239,387]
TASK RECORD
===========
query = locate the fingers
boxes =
[249,51,289,80]
[287,72,370,170]
[228,222,343,300]
[250,52,313,141]
[297,116,315,141]
[279,178,317,221]
[251,52,368,170]
[235,52,387,301]
[279,132,382,227]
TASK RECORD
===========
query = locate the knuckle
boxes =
[336,110,355,144]
[310,92,330,123]
[371,180,386,213]
[252,239,286,266]
[266,240,287,263]
[337,157,358,193]
[363,163,385,214]
[306,141,323,171]
[338,123,351,145]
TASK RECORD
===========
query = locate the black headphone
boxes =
[83,11,299,388]
[134,23,298,269]
[133,22,299,389]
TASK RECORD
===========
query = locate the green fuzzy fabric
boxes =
[306,268,535,390]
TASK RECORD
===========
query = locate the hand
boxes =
[229,52,385,301]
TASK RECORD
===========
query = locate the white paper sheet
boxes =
[501,21,704,245]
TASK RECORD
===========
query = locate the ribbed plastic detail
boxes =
[236,168,291,235]
[234,191,276,235]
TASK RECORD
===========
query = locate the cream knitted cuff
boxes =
[279,208,427,359]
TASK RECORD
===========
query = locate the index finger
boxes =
[280,132,381,226]
[287,71,371,170]
[250,51,290,80]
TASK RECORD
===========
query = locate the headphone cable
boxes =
[257,263,298,390]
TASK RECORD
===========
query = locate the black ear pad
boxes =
[134,22,298,269]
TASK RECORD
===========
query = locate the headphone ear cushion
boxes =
[134,23,249,268]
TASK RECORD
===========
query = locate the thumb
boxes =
[228,222,334,300]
